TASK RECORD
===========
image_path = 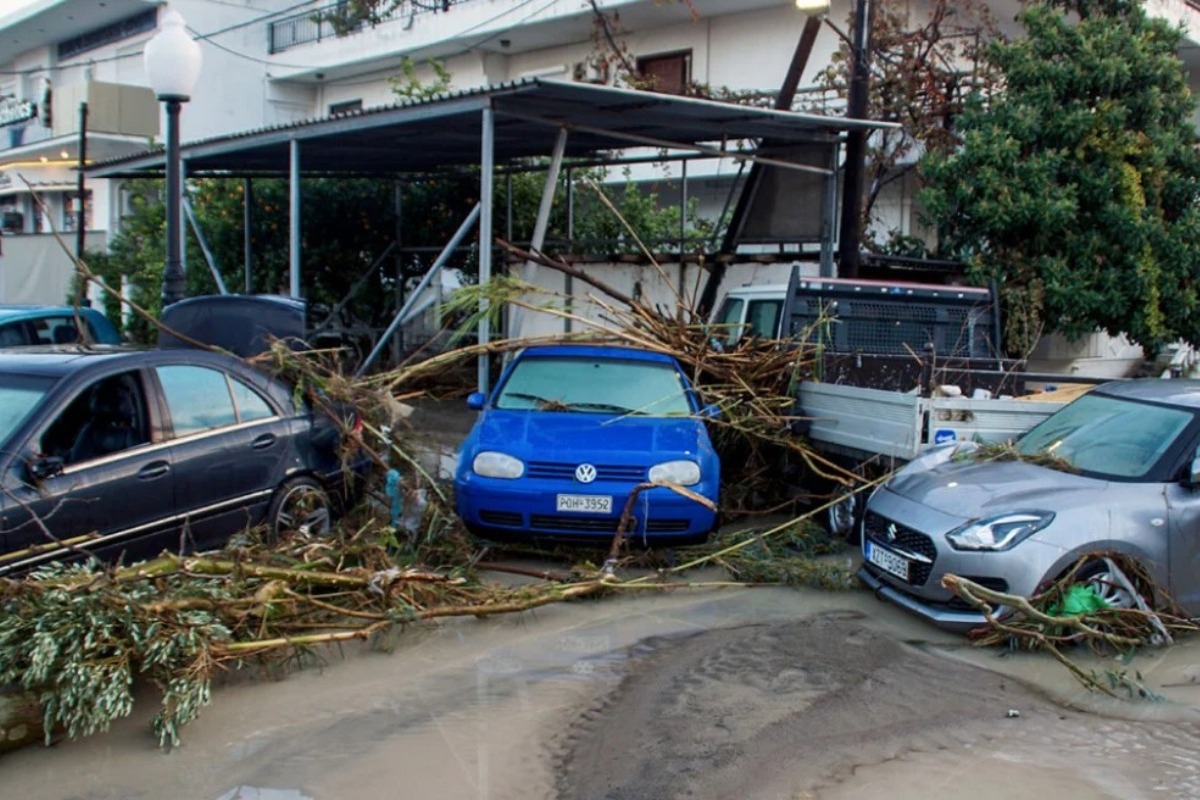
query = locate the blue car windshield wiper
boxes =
[565,401,643,415]
[504,392,571,411]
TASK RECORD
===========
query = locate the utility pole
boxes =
[837,0,873,279]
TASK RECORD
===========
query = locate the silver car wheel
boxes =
[827,488,858,539]
[1079,563,1139,610]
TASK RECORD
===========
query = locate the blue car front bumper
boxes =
[456,475,718,544]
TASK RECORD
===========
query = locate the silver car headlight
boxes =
[945,512,1054,551]
[472,451,525,479]
[648,460,701,486]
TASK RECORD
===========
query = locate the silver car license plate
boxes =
[556,494,612,514]
[865,540,909,581]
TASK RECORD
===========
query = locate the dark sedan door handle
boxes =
[138,461,171,480]
[251,433,277,450]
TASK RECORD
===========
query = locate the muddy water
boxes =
[0,580,863,799]
[5,572,1200,800]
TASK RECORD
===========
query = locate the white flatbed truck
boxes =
[715,267,1095,534]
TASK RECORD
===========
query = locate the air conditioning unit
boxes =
[571,60,611,85]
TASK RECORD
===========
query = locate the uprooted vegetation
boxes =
[0,264,868,752]
[944,557,1200,700]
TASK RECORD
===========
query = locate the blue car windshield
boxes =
[495,356,694,416]
[0,376,53,448]
[1017,392,1195,478]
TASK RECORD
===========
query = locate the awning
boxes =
[87,77,899,179]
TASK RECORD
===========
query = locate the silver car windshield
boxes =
[0,376,53,448]
[1016,392,1195,478]
[495,356,693,415]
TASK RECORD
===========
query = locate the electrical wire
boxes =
[0,0,568,80]
[0,0,325,76]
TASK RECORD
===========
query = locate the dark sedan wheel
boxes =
[269,477,332,539]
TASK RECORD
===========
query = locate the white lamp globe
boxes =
[144,9,203,101]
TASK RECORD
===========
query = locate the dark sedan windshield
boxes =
[1017,392,1195,479]
[0,375,54,448]
[495,356,693,415]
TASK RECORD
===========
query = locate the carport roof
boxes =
[87,78,898,179]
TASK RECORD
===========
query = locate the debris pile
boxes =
[945,555,1199,698]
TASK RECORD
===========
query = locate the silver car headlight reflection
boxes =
[648,460,701,486]
[945,512,1054,551]
[472,451,525,479]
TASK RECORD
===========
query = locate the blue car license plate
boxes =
[557,494,612,514]
[864,540,909,581]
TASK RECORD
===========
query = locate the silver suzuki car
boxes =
[858,380,1200,630]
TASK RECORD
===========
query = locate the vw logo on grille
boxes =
[575,463,598,484]
[885,523,899,542]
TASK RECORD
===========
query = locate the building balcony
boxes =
[265,0,791,83]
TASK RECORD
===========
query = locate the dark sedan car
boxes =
[0,346,360,575]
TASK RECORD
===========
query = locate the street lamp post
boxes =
[144,8,202,309]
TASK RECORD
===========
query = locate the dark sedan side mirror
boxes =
[467,391,486,410]
[28,455,65,482]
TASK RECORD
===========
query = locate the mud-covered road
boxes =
[7,569,1200,800]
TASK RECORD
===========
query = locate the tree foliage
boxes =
[86,177,427,342]
[919,0,1200,352]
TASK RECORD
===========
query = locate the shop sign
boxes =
[0,98,36,128]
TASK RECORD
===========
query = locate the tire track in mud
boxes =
[552,612,1200,800]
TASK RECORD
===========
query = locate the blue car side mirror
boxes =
[700,403,721,420]
[467,391,486,410]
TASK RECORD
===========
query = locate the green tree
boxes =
[919,0,1200,353]
[85,181,166,343]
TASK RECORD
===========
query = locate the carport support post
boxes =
[679,159,688,297]
[477,106,495,394]
[243,178,253,293]
[510,127,568,341]
[289,139,301,298]
[821,147,837,277]
[565,167,574,334]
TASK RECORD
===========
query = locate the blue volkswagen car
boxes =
[454,345,720,545]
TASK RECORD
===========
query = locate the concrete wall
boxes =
[0,230,106,305]
[507,259,821,339]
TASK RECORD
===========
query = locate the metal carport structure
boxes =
[88,77,896,387]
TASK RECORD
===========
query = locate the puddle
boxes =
[217,788,313,800]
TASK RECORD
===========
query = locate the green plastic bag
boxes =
[1051,583,1110,616]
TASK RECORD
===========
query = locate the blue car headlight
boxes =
[472,451,525,479]
[648,460,701,486]
[945,512,1054,551]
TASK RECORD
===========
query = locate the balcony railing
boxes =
[268,0,472,54]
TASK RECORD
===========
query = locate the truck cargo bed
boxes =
[798,382,1067,462]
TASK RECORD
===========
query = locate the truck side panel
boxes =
[799,383,924,461]
[799,383,1067,462]
[925,396,1067,450]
